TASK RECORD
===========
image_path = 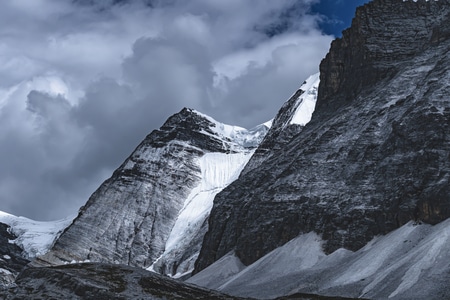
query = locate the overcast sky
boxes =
[0,0,370,221]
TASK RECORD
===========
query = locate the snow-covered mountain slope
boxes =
[189,219,450,300]
[0,211,73,287]
[34,108,268,277]
[0,211,73,258]
[240,72,319,176]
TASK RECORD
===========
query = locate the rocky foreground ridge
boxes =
[195,0,450,271]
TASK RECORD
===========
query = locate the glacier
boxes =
[0,211,73,258]
[149,150,255,277]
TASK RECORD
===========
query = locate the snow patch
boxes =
[0,268,13,276]
[65,259,91,265]
[289,72,319,126]
[263,119,273,129]
[149,151,254,276]
[165,151,254,255]
[0,211,74,258]
[192,110,269,149]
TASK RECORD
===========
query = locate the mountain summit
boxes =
[33,108,268,278]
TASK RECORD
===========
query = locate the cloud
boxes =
[0,0,332,220]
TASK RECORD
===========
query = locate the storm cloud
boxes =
[0,0,334,220]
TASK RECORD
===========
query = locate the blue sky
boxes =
[0,0,370,220]
[313,0,372,36]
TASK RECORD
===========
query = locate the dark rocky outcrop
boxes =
[0,263,247,299]
[195,0,450,271]
[0,262,365,300]
[0,223,29,288]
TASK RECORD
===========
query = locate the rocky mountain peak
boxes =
[318,0,450,114]
[149,107,268,153]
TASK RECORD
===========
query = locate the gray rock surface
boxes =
[195,0,450,272]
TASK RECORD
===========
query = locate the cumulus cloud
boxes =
[0,0,333,220]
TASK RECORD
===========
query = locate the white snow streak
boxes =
[289,72,319,126]
[166,151,254,253]
[149,151,254,276]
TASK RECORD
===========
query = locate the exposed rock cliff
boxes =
[35,108,268,277]
[195,0,450,272]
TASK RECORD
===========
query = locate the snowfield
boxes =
[0,211,74,258]
[149,150,254,277]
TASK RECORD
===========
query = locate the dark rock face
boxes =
[318,0,450,114]
[0,263,246,299]
[0,223,29,287]
[195,0,450,272]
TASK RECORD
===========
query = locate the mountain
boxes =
[2,0,450,299]
[33,108,269,279]
[190,0,450,297]
[195,0,450,272]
